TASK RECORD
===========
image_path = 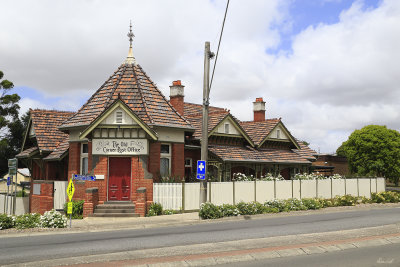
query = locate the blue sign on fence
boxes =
[196,160,206,180]
[7,177,11,186]
[73,174,96,181]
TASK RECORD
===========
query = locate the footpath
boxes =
[2,203,400,266]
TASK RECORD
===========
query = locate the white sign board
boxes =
[92,139,148,155]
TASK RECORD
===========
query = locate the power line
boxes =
[209,0,230,91]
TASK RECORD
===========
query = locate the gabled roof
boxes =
[27,109,74,152]
[292,139,318,161]
[60,63,192,130]
[79,97,158,140]
[184,102,230,139]
[16,146,39,159]
[240,119,280,146]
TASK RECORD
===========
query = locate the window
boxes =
[81,143,88,175]
[185,158,192,168]
[276,129,281,139]
[224,123,230,134]
[115,111,123,124]
[160,144,171,177]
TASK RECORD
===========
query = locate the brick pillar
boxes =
[149,142,161,182]
[83,187,99,217]
[31,181,54,214]
[68,142,81,181]
[135,187,147,217]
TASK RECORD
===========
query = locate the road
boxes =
[1,206,400,265]
[220,242,400,267]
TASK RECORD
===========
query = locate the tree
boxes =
[337,125,400,186]
[0,71,26,176]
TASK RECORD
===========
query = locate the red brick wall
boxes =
[68,142,80,181]
[131,157,153,204]
[170,96,184,116]
[30,182,54,214]
[184,149,201,180]
[172,143,185,178]
[254,110,265,122]
[91,156,108,203]
[149,142,161,182]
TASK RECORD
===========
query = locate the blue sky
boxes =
[1,0,399,154]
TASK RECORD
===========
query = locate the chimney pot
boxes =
[253,97,266,122]
[170,80,185,116]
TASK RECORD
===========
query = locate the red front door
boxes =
[108,157,131,201]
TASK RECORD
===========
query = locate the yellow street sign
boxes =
[66,179,75,201]
[67,202,73,214]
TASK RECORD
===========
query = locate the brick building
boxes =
[17,27,317,216]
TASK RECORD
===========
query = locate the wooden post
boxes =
[274,179,276,199]
[357,178,359,197]
[208,181,212,203]
[331,178,333,199]
[300,180,302,199]
[182,179,185,212]
[254,178,257,202]
[291,179,294,199]
[316,179,319,198]
[233,180,235,205]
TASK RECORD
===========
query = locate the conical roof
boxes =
[60,62,192,130]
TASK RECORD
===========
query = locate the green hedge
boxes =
[199,192,400,219]
[63,200,84,219]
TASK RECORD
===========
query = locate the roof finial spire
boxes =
[125,20,136,65]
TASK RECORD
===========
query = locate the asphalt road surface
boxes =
[221,242,400,267]
[1,207,400,265]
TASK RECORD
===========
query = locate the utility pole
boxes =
[200,42,214,205]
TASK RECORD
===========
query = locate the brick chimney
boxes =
[170,80,185,116]
[253,97,266,122]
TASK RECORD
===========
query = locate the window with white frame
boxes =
[160,144,171,177]
[81,143,88,175]
[276,129,281,139]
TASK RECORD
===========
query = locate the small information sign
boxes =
[196,160,206,180]
[8,158,17,168]
[66,180,75,202]
[67,202,73,214]
[73,174,96,181]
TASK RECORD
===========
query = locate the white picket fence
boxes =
[0,195,29,215]
[153,178,386,211]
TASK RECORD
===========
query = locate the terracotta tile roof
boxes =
[30,109,74,151]
[61,63,192,130]
[184,102,230,139]
[44,137,69,161]
[184,102,228,117]
[16,146,39,159]
[240,119,281,146]
[209,145,311,164]
[292,140,317,160]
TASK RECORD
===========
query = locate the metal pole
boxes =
[10,175,14,215]
[6,186,9,214]
[13,162,18,215]
[200,41,214,205]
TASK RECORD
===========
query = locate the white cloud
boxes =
[1,0,399,153]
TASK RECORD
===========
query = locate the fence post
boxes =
[291,180,294,199]
[300,180,302,199]
[357,178,359,197]
[254,179,257,202]
[233,180,236,205]
[274,179,276,199]
[375,178,378,193]
[331,178,333,199]
[182,180,185,212]
[316,179,319,198]
[369,178,372,197]
[345,176,347,195]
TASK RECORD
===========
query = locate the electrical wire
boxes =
[209,0,230,91]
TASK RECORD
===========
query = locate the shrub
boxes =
[220,204,240,217]
[301,198,323,210]
[147,202,163,216]
[63,200,84,219]
[371,192,400,203]
[265,200,287,212]
[264,206,280,213]
[0,214,14,230]
[285,198,308,211]
[15,213,40,229]
[199,202,222,219]
[163,209,179,215]
[333,195,358,206]
[40,210,67,228]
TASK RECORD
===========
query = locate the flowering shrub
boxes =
[220,204,240,217]
[40,210,67,228]
[293,173,343,180]
[371,192,400,203]
[260,173,284,181]
[15,213,40,229]
[147,202,163,217]
[301,198,323,210]
[0,214,14,230]
[233,173,254,181]
[163,209,179,215]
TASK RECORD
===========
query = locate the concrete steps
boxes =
[90,201,139,217]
